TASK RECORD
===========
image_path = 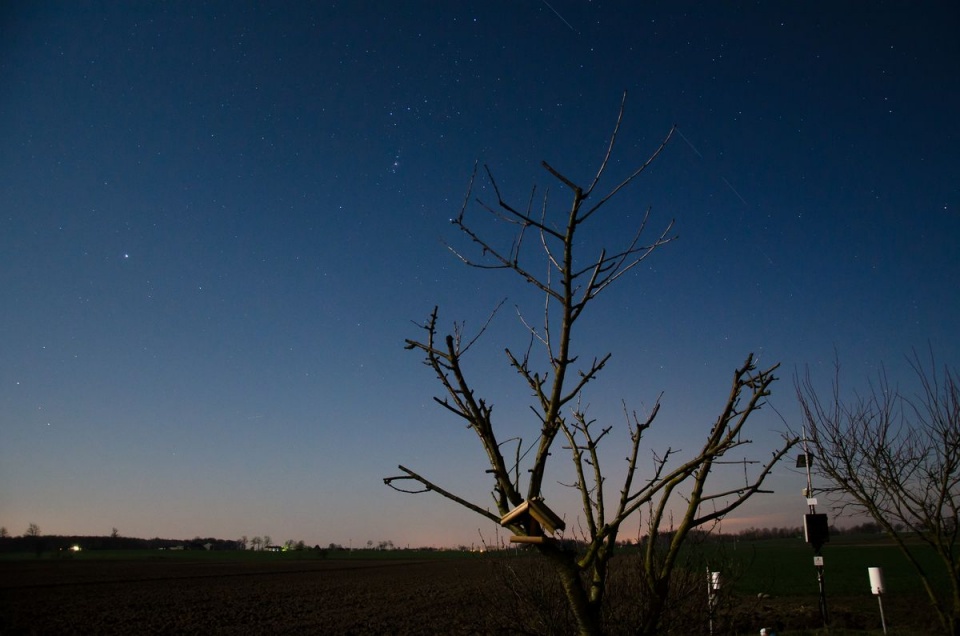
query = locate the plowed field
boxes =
[1,557,499,635]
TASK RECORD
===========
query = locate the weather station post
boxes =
[707,569,721,636]
[798,430,830,629]
[869,567,888,634]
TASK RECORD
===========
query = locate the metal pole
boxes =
[816,557,829,627]
[803,427,829,628]
[803,426,815,506]
[707,567,715,636]
[869,567,887,634]
[877,595,887,634]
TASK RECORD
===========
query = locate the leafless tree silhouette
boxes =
[387,93,796,635]
[798,352,960,635]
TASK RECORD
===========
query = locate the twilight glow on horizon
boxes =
[1,2,957,548]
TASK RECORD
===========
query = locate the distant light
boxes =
[70,545,81,552]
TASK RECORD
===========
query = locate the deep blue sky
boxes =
[2,2,957,547]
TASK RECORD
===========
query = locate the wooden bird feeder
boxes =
[500,498,565,544]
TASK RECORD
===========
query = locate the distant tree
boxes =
[385,93,797,635]
[239,535,248,550]
[295,540,306,551]
[366,540,373,549]
[798,353,960,635]
[733,526,802,541]
[0,527,8,538]
[263,535,272,549]
[24,523,43,557]
[251,536,262,551]
[111,527,119,538]
[846,522,882,535]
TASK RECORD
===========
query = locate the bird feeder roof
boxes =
[499,498,566,535]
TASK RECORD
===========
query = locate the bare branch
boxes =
[584,90,628,197]
[580,125,677,224]
[384,465,501,525]
[484,164,565,241]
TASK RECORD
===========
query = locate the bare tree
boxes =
[0,527,8,539]
[251,535,262,551]
[239,535,248,551]
[25,523,40,537]
[263,534,272,549]
[797,354,960,635]
[386,93,796,635]
[111,527,119,539]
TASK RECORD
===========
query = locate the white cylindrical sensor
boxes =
[711,571,721,591]
[868,567,885,595]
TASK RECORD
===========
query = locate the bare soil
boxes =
[1,557,499,635]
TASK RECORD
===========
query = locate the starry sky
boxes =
[2,2,957,548]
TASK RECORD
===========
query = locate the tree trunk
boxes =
[636,577,669,636]
[545,550,601,636]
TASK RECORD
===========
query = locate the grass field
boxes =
[717,534,947,598]
[688,534,949,635]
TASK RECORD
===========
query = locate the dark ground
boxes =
[0,555,938,635]
[1,557,499,635]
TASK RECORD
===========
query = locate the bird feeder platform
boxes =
[500,498,565,543]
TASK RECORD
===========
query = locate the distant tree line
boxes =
[0,532,243,554]
[721,521,883,540]
[0,526,408,556]
[609,522,892,548]
[0,522,892,557]
[719,522,893,541]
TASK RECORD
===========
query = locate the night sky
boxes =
[2,2,957,548]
